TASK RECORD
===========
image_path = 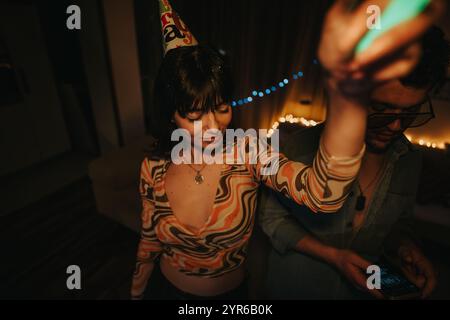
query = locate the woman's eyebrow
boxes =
[186,107,204,113]
[214,101,226,107]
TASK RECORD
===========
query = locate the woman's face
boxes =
[173,103,232,148]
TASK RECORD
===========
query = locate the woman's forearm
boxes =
[130,261,155,300]
[322,80,368,158]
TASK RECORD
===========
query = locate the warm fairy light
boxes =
[268,119,449,150]
[267,115,322,138]
[407,136,447,150]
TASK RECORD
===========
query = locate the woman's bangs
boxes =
[177,80,226,116]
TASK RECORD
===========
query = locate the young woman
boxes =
[130,0,441,300]
[130,45,367,300]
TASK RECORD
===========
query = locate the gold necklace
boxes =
[187,163,207,185]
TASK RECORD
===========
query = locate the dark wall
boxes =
[135,0,332,131]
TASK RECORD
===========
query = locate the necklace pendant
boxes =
[194,172,204,185]
[355,195,366,211]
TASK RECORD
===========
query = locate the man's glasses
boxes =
[367,96,435,129]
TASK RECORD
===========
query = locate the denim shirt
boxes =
[258,125,423,299]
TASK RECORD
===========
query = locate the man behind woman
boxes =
[131,0,445,300]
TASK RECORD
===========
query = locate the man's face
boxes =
[366,80,429,153]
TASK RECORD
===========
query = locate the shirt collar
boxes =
[385,134,411,163]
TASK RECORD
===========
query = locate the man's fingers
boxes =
[369,288,385,299]
[355,17,427,69]
[354,0,444,69]
[416,275,427,288]
[399,245,413,258]
[334,0,389,13]
[351,267,384,299]
[422,274,437,298]
[371,42,422,82]
[372,56,415,83]
[351,253,372,270]
[352,268,371,291]
[337,1,385,58]
[403,253,414,264]
[417,259,438,298]
[333,0,362,13]
[328,0,389,66]
[402,265,426,289]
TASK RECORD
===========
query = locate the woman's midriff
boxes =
[160,255,245,296]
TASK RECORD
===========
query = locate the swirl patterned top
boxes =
[132,137,364,294]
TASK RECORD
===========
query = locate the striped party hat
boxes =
[158,0,198,55]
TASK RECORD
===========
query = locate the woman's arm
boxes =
[130,158,163,300]
[247,134,364,213]
[250,0,444,213]
[319,0,444,156]
[131,261,155,300]
[321,79,367,158]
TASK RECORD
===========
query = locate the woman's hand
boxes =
[319,0,445,91]
[318,0,444,158]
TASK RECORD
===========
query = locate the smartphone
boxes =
[378,263,421,300]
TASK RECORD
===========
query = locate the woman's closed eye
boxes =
[215,104,230,114]
[185,105,230,121]
[186,111,203,121]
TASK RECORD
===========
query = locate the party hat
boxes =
[158,0,198,54]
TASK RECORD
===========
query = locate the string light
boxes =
[267,114,322,138]
[406,135,446,150]
[231,67,306,107]
[268,121,448,150]
[230,59,448,150]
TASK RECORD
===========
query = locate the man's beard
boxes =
[365,135,401,154]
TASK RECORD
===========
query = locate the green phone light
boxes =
[355,0,431,54]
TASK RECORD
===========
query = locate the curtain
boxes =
[137,0,332,131]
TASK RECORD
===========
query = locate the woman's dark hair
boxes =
[149,45,234,160]
[400,26,450,91]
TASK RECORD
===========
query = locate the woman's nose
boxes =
[203,111,220,130]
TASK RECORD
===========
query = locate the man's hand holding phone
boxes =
[332,249,385,299]
[398,245,437,299]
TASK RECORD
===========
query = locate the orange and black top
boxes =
[132,137,364,292]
